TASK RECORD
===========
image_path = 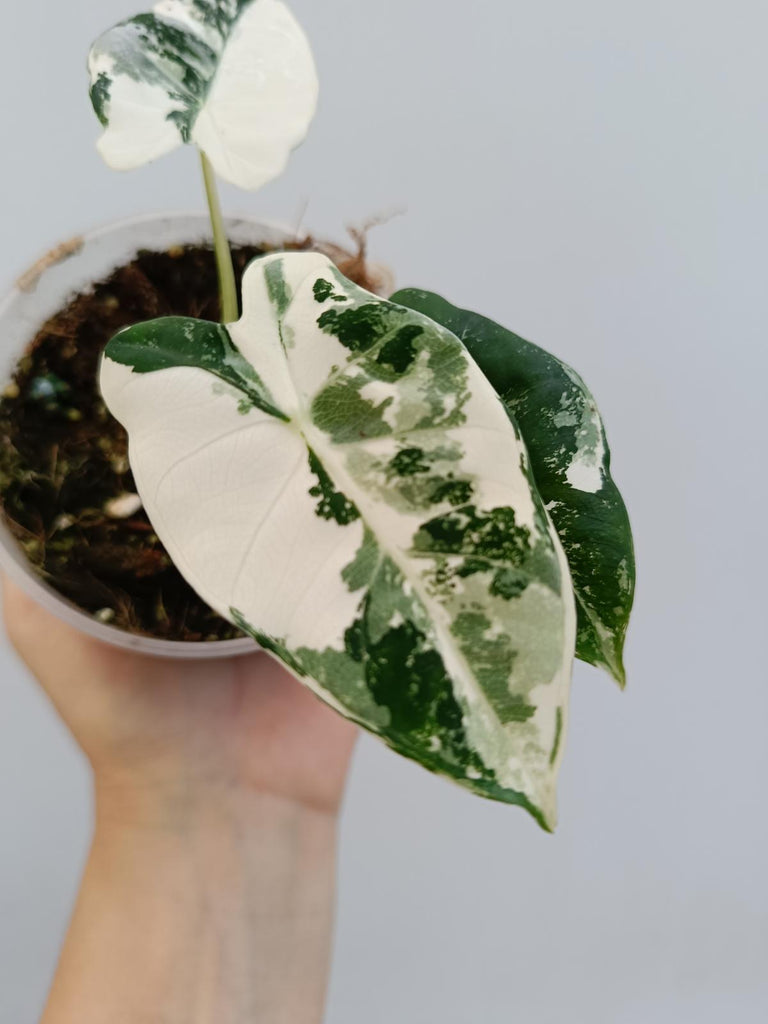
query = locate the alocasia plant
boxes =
[88,0,634,828]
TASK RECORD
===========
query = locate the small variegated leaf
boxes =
[100,254,577,829]
[391,289,635,687]
[88,0,318,189]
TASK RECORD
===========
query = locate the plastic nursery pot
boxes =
[0,212,294,659]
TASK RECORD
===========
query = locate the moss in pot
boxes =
[1,0,635,827]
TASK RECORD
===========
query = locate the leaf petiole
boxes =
[200,149,239,324]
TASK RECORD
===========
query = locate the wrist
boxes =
[93,770,341,838]
[45,775,340,1024]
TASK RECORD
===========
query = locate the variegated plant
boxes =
[101,253,583,830]
[88,0,318,321]
[89,0,634,828]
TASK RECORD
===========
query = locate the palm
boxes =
[3,580,357,815]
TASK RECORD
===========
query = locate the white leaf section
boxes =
[90,52,183,170]
[192,0,319,189]
[100,360,366,658]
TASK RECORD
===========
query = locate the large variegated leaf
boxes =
[88,0,318,189]
[391,289,635,687]
[100,253,576,829]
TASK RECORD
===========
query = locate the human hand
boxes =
[2,576,358,823]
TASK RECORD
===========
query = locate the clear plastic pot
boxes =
[0,212,290,659]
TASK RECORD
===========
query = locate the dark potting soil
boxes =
[0,239,383,642]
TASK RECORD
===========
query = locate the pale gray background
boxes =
[1,1,766,1021]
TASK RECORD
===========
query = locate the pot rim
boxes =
[0,210,294,659]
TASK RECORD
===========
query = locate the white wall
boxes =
[1,2,766,1021]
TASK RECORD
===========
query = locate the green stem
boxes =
[200,150,238,324]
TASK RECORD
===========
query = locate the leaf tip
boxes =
[606,641,628,690]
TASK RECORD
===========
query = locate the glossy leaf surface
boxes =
[392,288,635,685]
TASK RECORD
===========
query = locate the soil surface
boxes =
[0,238,381,642]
